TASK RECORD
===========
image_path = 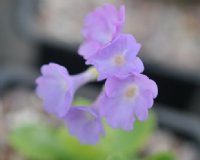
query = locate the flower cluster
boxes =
[36,4,158,145]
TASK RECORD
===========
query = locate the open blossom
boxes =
[78,4,125,59]
[99,74,158,130]
[86,34,144,80]
[36,63,97,118]
[63,107,104,145]
[35,3,158,145]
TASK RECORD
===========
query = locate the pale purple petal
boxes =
[98,74,157,130]
[79,4,125,60]
[36,63,97,118]
[99,93,135,130]
[105,76,126,97]
[63,107,104,145]
[142,90,154,109]
[130,57,144,74]
[82,4,125,44]
[133,74,158,98]
[78,41,101,59]
[36,63,73,118]
[118,5,125,25]
[133,95,149,121]
[86,34,143,80]
[83,9,112,44]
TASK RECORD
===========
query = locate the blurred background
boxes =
[0,0,200,159]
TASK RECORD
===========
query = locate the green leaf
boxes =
[103,112,156,156]
[106,153,129,160]
[73,97,92,106]
[9,125,69,160]
[145,152,176,160]
[57,127,107,160]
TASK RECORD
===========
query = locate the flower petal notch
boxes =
[86,34,143,80]
[79,4,125,59]
[63,107,104,145]
[99,74,158,130]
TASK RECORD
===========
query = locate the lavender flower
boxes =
[86,34,143,80]
[99,74,158,130]
[36,63,98,118]
[78,4,125,59]
[63,107,104,145]
[36,3,158,145]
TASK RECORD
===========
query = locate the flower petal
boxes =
[86,34,142,80]
[63,107,104,145]
[36,63,73,117]
[99,74,157,130]
[78,41,101,59]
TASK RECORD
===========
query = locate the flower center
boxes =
[125,85,137,98]
[114,54,124,66]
